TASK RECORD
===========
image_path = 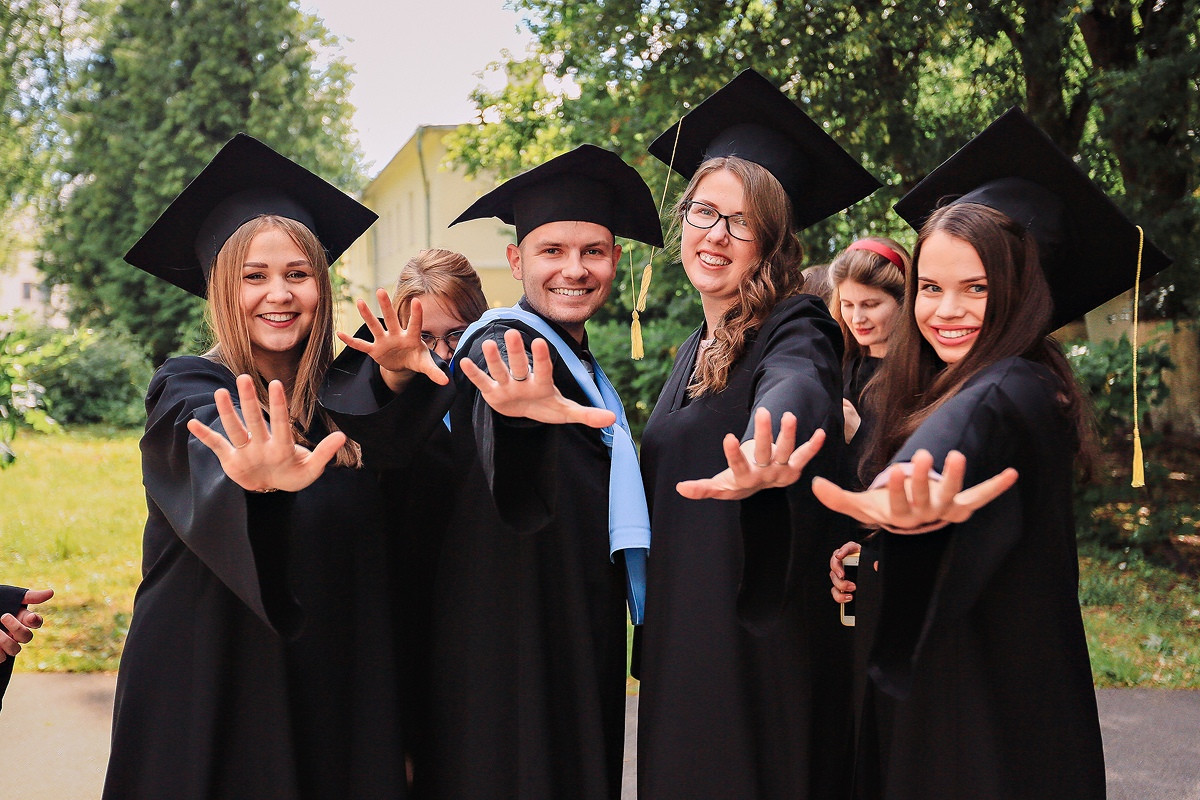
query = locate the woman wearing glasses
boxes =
[634,70,879,800]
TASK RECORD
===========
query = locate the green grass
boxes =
[1079,542,1200,688]
[2,427,144,672]
[3,429,1199,687]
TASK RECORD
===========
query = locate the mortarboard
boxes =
[124,133,377,297]
[647,68,881,229]
[450,144,664,247]
[892,107,1171,329]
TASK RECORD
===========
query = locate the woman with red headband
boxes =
[829,237,910,464]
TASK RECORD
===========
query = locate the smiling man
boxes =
[322,144,662,800]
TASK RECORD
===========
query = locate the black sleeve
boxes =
[452,321,559,534]
[735,298,850,629]
[0,584,28,710]
[869,359,1053,697]
[319,323,457,470]
[141,358,299,635]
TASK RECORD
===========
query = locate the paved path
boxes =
[2,675,1197,799]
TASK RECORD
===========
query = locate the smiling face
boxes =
[838,279,900,357]
[913,230,989,364]
[506,220,620,342]
[239,226,320,378]
[681,168,762,329]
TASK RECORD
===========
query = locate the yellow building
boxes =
[336,125,521,334]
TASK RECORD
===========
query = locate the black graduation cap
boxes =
[647,68,881,229]
[893,107,1171,328]
[124,133,378,297]
[450,144,664,247]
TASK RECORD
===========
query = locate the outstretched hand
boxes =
[812,449,1018,535]
[336,290,448,391]
[676,408,826,501]
[457,328,616,429]
[0,587,53,664]
[186,374,346,493]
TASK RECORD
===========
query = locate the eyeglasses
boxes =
[684,201,756,242]
[420,329,467,352]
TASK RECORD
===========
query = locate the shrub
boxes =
[1066,333,1184,554]
[22,326,154,428]
[0,315,59,466]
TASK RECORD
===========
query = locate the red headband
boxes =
[847,239,905,272]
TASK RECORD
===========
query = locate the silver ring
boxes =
[753,459,770,468]
[774,460,789,466]
[511,374,529,382]
[234,433,252,450]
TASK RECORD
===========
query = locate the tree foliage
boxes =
[40,0,366,364]
[447,0,1198,414]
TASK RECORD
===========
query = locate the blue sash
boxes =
[454,305,650,624]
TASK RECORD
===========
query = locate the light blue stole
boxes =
[454,305,650,624]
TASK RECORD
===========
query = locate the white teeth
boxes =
[551,288,588,296]
[698,252,731,267]
[940,328,977,339]
[260,313,297,322]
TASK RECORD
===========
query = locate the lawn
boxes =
[2,428,1199,686]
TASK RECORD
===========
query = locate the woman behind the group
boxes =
[105,134,442,800]
[383,247,488,795]
[829,237,909,477]
[635,69,879,800]
[822,108,1170,799]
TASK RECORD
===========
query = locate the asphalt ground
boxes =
[2,675,1196,799]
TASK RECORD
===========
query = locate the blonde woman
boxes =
[106,135,443,800]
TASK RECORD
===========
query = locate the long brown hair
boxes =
[675,156,806,397]
[862,202,1093,480]
[391,248,488,326]
[829,237,910,365]
[205,214,360,468]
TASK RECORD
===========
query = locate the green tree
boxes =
[41,0,365,364]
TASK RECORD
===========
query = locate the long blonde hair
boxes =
[205,214,361,468]
[676,157,806,397]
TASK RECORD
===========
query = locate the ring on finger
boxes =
[753,458,771,468]
[234,433,253,449]
[511,374,529,382]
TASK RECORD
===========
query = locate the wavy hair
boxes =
[675,156,806,397]
[205,214,360,468]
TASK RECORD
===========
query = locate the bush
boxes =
[1066,333,1183,553]
[22,326,154,428]
[0,315,59,466]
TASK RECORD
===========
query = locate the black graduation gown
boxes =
[104,356,414,800]
[0,584,26,712]
[323,306,629,800]
[637,295,856,800]
[855,356,1105,799]
[843,353,883,489]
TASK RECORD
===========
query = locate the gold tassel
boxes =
[1130,225,1145,488]
[631,310,644,360]
[1132,429,1145,488]
[630,114,683,359]
[629,261,654,359]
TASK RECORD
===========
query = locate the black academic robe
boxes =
[323,304,629,800]
[637,294,856,800]
[843,353,883,488]
[855,356,1105,799]
[104,356,417,800]
[0,584,26,713]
